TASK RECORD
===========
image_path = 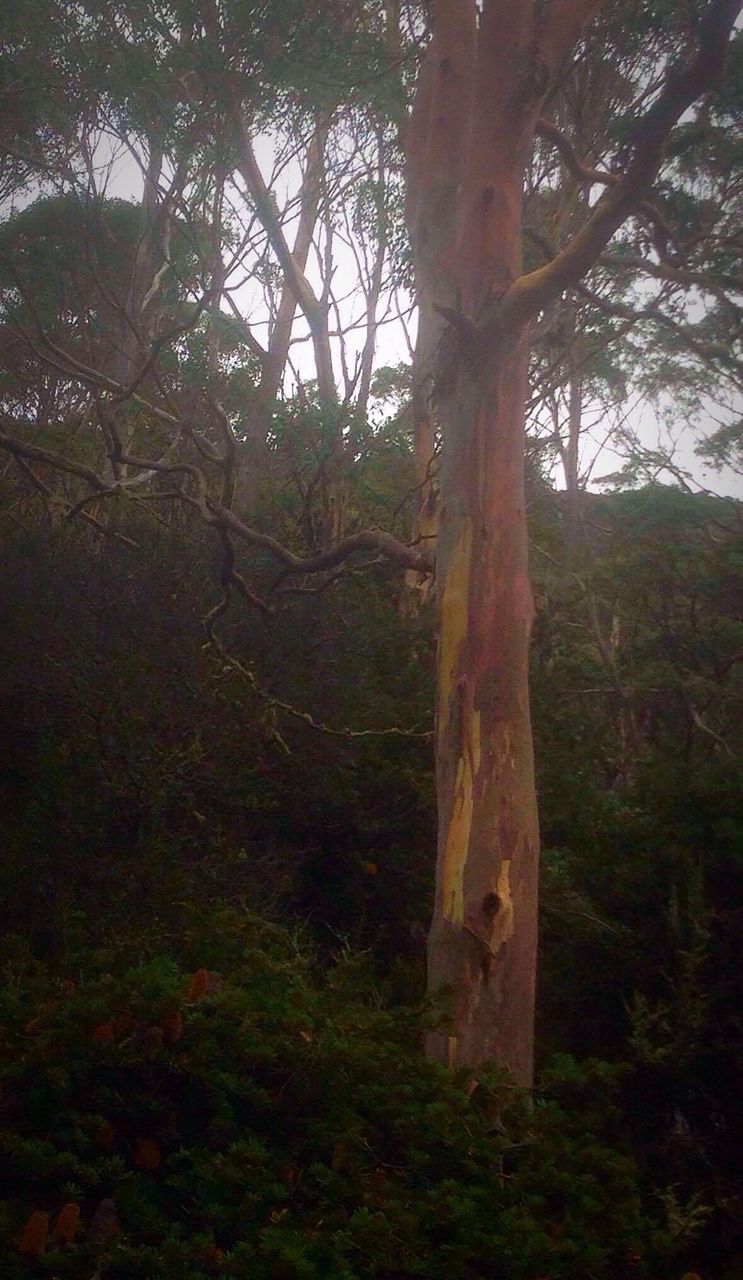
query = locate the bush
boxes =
[0,910,671,1279]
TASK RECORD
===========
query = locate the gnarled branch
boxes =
[504,0,742,322]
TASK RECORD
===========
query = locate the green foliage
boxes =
[0,496,434,969]
[531,486,743,1276]
[0,914,670,1279]
[0,469,741,1276]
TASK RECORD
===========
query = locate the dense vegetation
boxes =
[1,465,741,1277]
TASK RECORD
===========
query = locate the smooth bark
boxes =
[427,329,539,1084]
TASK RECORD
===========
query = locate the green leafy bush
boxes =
[1,911,667,1279]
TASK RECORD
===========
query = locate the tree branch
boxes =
[210,503,434,577]
[600,250,743,299]
[0,423,110,491]
[535,118,696,259]
[0,421,434,580]
[505,0,742,322]
[535,116,616,187]
[538,0,606,77]
[10,453,140,549]
[233,114,336,400]
[574,282,743,388]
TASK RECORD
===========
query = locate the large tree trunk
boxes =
[426,323,539,1086]
[406,2,542,1087]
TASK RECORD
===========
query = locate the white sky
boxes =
[4,131,742,501]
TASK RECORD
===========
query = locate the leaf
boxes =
[19,1209,49,1256]
[186,968,210,1002]
[53,1202,80,1244]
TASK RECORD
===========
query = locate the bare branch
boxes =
[0,423,110,491]
[538,0,606,75]
[233,114,336,400]
[210,503,434,577]
[207,630,433,741]
[600,250,743,299]
[574,282,743,388]
[505,0,742,322]
[10,453,139,549]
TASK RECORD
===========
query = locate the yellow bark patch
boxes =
[488,858,514,951]
[441,708,480,923]
[499,723,516,771]
[437,519,473,732]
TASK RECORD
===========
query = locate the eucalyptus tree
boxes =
[406,0,741,1083]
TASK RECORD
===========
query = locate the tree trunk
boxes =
[403,298,440,605]
[426,324,539,1087]
[565,362,582,550]
[406,2,542,1087]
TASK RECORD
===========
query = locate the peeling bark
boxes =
[427,330,539,1086]
[408,0,543,1088]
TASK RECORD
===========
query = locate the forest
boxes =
[0,1,742,1276]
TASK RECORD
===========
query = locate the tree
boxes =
[406,0,741,1083]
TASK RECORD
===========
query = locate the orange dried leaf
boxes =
[186,968,209,1002]
[60,979,76,997]
[24,1017,43,1036]
[53,1202,80,1244]
[162,1009,183,1046]
[134,1137,162,1170]
[20,1210,49,1256]
[92,1022,115,1044]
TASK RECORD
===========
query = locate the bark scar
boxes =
[463,922,497,959]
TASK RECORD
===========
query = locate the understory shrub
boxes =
[1,910,675,1278]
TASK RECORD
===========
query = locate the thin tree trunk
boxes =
[565,359,582,549]
[236,123,328,513]
[106,139,167,478]
[234,116,336,406]
[113,140,165,393]
[260,122,329,411]
[403,298,440,604]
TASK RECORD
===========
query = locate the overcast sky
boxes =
[5,131,741,502]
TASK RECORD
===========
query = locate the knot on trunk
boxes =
[481,891,501,919]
